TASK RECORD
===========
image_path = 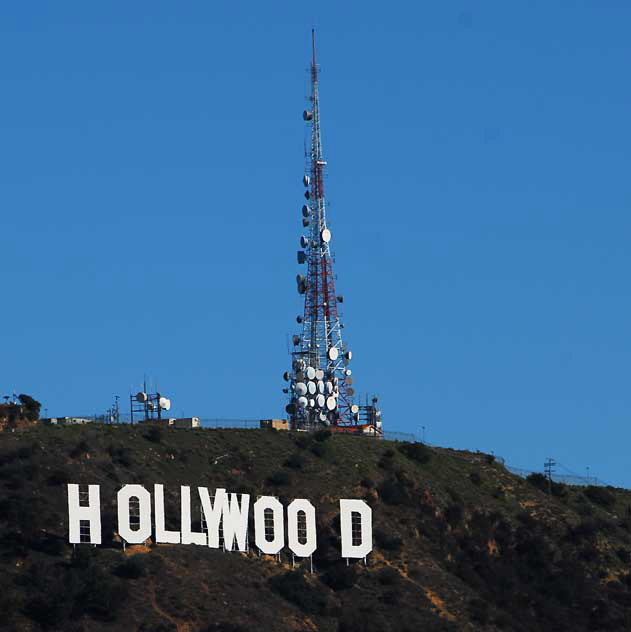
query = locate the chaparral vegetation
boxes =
[2,424,631,631]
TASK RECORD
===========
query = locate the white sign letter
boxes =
[67,484,101,544]
[254,496,285,554]
[154,484,181,544]
[199,488,226,548]
[340,499,372,559]
[287,499,317,558]
[118,484,152,544]
[222,493,250,552]
[181,486,207,545]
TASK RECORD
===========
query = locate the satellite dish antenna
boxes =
[315,369,324,381]
[326,396,337,411]
[303,175,310,186]
[136,392,147,403]
[297,396,308,409]
[307,381,317,395]
[321,228,331,243]
[350,404,360,414]
[306,366,316,380]
[294,382,308,396]
[328,347,339,361]
[300,235,308,248]
[159,397,171,411]
[316,394,326,408]
[302,205,311,218]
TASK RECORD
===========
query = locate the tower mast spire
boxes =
[283,33,382,436]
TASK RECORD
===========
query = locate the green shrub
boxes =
[144,426,163,443]
[283,453,306,470]
[268,470,291,486]
[114,555,146,579]
[444,504,464,527]
[16,445,34,460]
[294,434,312,450]
[469,598,490,624]
[526,473,566,497]
[313,429,332,442]
[617,548,631,564]
[109,446,133,467]
[378,448,396,469]
[269,570,329,615]
[70,439,90,458]
[46,469,67,487]
[377,478,409,505]
[310,441,328,458]
[583,486,616,511]
[374,529,403,552]
[377,566,401,586]
[322,563,357,590]
[397,442,431,465]
[526,472,548,491]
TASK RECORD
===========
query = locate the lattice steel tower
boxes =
[283,32,382,435]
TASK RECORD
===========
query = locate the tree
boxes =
[18,394,42,421]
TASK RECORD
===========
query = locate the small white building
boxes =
[43,417,94,426]
[173,417,200,429]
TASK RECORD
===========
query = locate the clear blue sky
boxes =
[2,2,631,486]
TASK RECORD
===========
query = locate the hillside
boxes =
[2,424,631,631]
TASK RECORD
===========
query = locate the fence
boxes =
[505,465,607,487]
[44,414,608,487]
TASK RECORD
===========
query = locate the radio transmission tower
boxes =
[283,31,382,436]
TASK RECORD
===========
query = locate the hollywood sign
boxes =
[68,484,373,559]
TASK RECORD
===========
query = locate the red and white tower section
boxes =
[283,32,382,435]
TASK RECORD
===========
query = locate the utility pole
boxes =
[544,457,556,495]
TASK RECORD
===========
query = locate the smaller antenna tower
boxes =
[130,380,171,424]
